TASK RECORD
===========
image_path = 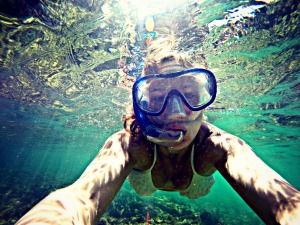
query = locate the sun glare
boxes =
[129,0,184,20]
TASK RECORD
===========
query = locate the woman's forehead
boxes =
[157,61,188,74]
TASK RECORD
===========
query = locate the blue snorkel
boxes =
[133,101,184,144]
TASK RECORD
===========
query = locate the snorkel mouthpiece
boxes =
[133,103,184,144]
[145,126,184,144]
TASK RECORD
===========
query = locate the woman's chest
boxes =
[151,157,194,190]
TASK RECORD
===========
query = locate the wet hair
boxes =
[122,107,141,136]
[122,37,197,135]
[142,36,194,76]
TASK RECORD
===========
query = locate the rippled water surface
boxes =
[0,0,299,224]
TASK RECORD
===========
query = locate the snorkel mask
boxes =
[132,68,217,144]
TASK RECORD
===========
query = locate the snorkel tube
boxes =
[133,101,183,145]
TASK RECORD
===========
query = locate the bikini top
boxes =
[128,144,215,199]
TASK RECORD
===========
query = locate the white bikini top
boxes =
[128,144,215,199]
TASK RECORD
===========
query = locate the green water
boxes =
[0,0,300,224]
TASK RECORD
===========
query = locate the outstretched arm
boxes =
[16,130,136,225]
[203,125,300,224]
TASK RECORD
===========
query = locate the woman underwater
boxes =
[16,39,300,225]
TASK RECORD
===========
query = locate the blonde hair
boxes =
[142,36,195,75]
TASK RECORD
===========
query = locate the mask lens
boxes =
[135,79,168,113]
[183,72,212,108]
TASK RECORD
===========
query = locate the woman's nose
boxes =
[166,96,187,120]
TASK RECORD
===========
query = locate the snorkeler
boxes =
[16,39,300,225]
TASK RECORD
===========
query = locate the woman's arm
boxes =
[201,123,300,224]
[16,130,137,225]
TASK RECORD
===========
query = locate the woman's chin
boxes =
[163,139,190,152]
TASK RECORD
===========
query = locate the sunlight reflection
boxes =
[129,0,184,19]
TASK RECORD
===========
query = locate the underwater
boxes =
[0,0,299,224]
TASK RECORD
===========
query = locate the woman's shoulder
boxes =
[109,129,154,170]
[194,121,248,175]
[198,121,243,145]
[198,121,227,140]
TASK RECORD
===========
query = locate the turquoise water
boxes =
[1,0,300,224]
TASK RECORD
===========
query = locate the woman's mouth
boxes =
[165,124,187,135]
